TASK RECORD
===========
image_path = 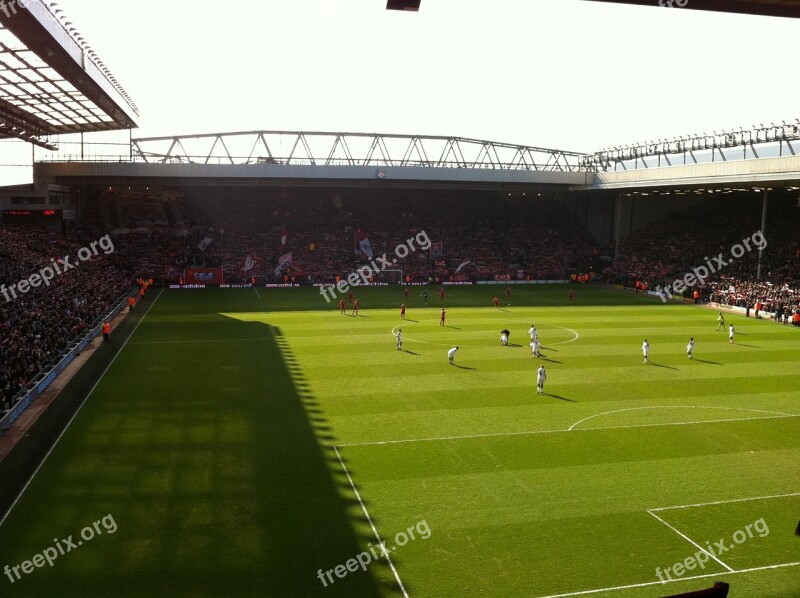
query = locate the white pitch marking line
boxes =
[533,561,800,598]
[0,289,164,530]
[389,325,484,348]
[549,325,580,345]
[492,319,581,345]
[647,509,733,572]
[567,405,795,431]
[337,413,800,448]
[650,491,800,512]
[333,446,408,598]
[254,286,262,301]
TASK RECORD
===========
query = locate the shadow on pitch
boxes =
[650,362,679,370]
[401,349,420,355]
[538,355,562,363]
[545,393,576,403]
[401,318,419,323]
[693,358,722,365]
[451,364,476,370]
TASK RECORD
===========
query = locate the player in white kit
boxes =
[448,346,459,364]
[536,365,546,394]
[531,335,541,357]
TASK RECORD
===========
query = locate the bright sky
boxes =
[4,0,800,181]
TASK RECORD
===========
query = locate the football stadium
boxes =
[0,1,799,597]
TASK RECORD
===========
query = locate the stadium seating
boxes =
[0,227,131,416]
[600,195,800,318]
[93,188,599,285]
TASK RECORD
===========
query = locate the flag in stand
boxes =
[430,241,444,258]
[455,260,472,273]
[197,236,213,252]
[242,255,255,273]
[358,237,374,259]
[280,229,288,250]
[354,229,373,258]
[274,251,293,275]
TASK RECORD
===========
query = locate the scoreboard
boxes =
[2,209,63,224]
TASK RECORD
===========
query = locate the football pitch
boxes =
[0,284,798,597]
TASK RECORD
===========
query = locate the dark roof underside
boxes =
[584,0,800,19]
[0,0,138,148]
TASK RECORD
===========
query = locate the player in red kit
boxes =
[348,290,354,304]
[438,287,445,301]
[352,298,359,316]
[505,286,512,305]
[400,303,406,319]
[493,297,500,309]
[440,308,446,326]
[404,287,409,299]
[569,288,574,304]
[339,298,346,314]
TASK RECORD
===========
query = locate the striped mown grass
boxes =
[0,285,798,597]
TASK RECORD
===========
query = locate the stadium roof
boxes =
[584,0,800,19]
[0,0,138,149]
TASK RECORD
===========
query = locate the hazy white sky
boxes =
[4,0,800,181]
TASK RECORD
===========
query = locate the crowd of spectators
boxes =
[0,226,132,416]
[601,194,800,320]
[94,187,598,285]
[706,277,799,321]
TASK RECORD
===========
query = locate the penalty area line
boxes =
[650,491,800,512]
[646,509,733,572]
[533,561,800,598]
[337,413,800,448]
[567,405,795,431]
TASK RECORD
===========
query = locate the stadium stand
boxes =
[600,195,800,320]
[0,226,132,416]
[92,188,599,285]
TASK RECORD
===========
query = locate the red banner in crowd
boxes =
[184,268,224,285]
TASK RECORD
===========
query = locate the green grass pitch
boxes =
[0,284,798,597]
